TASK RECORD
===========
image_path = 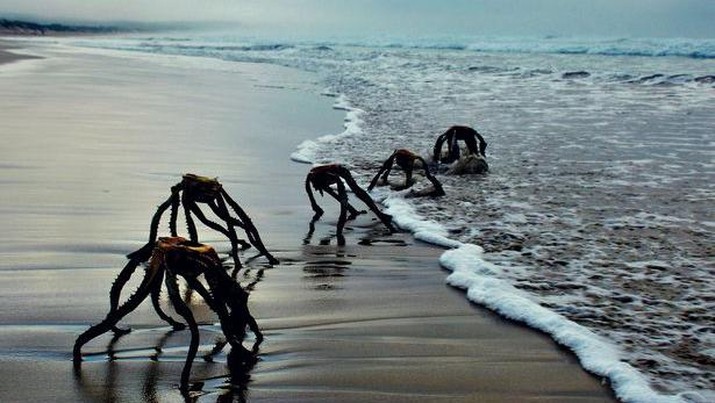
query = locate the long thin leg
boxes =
[73,268,158,360]
[305,174,324,219]
[169,189,180,237]
[433,132,448,162]
[189,201,244,269]
[185,277,243,349]
[338,168,396,232]
[323,186,363,218]
[208,199,246,269]
[126,194,173,260]
[182,196,198,243]
[335,179,349,243]
[463,133,481,157]
[150,270,186,330]
[367,155,395,191]
[220,189,279,265]
[165,272,200,391]
[207,201,251,249]
[417,157,445,196]
[109,258,143,314]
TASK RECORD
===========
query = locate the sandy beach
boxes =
[0,39,615,402]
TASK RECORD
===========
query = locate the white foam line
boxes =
[291,94,365,164]
[379,191,702,403]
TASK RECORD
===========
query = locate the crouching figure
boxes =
[368,149,445,196]
[305,164,396,242]
[432,125,489,174]
[73,237,262,392]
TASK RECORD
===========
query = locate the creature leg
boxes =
[186,276,248,352]
[209,199,249,269]
[305,174,324,219]
[207,201,252,249]
[417,157,445,196]
[73,269,158,360]
[398,163,414,190]
[189,201,243,269]
[446,131,460,163]
[433,132,448,163]
[150,270,186,330]
[367,156,394,191]
[335,180,349,243]
[323,186,364,219]
[182,195,199,243]
[339,170,396,232]
[169,189,180,237]
[108,257,144,335]
[165,272,200,391]
[126,195,173,260]
[463,135,480,157]
[219,189,279,265]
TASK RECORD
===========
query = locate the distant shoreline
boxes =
[0,18,124,36]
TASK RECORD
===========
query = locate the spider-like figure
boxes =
[130,173,278,269]
[367,149,445,196]
[73,237,263,391]
[432,125,488,164]
[305,164,396,241]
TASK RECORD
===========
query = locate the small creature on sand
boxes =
[368,148,445,196]
[129,173,278,271]
[432,125,488,164]
[305,164,396,243]
[73,237,262,392]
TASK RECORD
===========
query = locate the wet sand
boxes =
[0,39,615,402]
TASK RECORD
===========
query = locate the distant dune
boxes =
[0,18,124,36]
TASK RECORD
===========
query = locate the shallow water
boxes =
[43,35,715,400]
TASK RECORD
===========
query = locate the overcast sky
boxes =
[1,0,714,38]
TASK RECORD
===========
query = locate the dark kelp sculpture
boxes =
[432,125,488,164]
[367,148,445,196]
[305,164,396,242]
[129,173,278,270]
[73,237,263,391]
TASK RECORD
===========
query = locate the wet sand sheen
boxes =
[0,40,614,401]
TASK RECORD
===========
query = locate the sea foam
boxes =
[382,190,706,403]
[290,94,365,164]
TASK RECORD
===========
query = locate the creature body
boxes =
[130,173,278,269]
[446,154,490,175]
[73,237,262,391]
[432,125,488,164]
[305,164,395,241]
[367,148,445,196]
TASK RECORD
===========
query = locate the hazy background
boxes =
[1,0,714,39]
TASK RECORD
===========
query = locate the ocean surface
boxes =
[71,33,715,402]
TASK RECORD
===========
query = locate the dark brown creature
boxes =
[73,237,262,391]
[432,125,488,164]
[129,173,278,269]
[367,149,445,196]
[305,164,395,242]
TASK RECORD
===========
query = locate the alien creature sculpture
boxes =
[432,125,488,164]
[305,164,396,241]
[130,173,278,269]
[73,237,263,391]
[367,149,445,196]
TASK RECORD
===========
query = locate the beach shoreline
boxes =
[0,39,615,402]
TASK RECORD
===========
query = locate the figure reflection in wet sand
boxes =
[368,148,445,196]
[305,164,396,245]
[73,237,262,392]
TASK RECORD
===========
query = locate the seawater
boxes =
[75,34,714,402]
